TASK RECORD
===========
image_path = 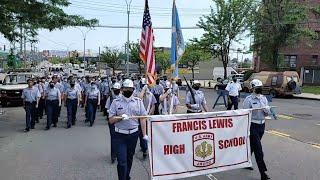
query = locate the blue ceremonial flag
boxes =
[171,0,185,79]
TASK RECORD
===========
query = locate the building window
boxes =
[284,55,297,68]
[311,55,318,65]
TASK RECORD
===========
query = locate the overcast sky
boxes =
[0,0,252,60]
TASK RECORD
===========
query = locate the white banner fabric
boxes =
[147,109,252,180]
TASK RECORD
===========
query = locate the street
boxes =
[0,88,319,180]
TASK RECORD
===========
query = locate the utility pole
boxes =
[125,0,133,76]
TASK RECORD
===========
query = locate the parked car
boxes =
[0,72,37,106]
[242,71,301,97]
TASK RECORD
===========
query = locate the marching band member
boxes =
[45,81,61,130]
[105,82,122,163]
[138,78,157,158]
[85,81,101,127]
[64,80,81,129]
[159,82,180,115]
[185,80,208,113]
[108,79,147,180]
[243,79,270,180]
[21,79,41,132]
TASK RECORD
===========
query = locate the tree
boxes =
[252,0,315,70]
[0,0,98,42]
[196,0,257,79]
[180,42,211,79]
[129,41,143,74]
[6,49,17,68]
[101,47,123,75]
[155,50,170,75]
[49,57,61,65]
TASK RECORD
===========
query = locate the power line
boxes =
[68,3,210,17]
[90,25,201,29]
[70,0,212,12]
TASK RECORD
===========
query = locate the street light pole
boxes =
[125,0,133,76]
[83,37,86,65]
[75,27,92,69]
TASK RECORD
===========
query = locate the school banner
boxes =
[147,109,252,180]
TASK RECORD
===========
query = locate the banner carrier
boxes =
[112,106,277,120]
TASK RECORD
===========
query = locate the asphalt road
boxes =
[0,88,319,180]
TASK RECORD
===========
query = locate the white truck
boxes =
[212,67,238,80]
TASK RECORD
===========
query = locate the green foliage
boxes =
[196,0,257,79]
[6,50,17,68]
[101,47,123,74]
[252,0,316,69]
[155,50,170,74]
[60,57,71,64]
[302,86,320,95]
[0,0,98,42]
[180,42,211,79]
[129,41,143,74]
[49,57,61,64]
[238,61,251,68]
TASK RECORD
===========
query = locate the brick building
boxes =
[254,0,320,85]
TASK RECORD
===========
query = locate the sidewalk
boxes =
[293,93,320,101]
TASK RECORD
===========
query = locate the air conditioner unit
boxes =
[290,64,296,68]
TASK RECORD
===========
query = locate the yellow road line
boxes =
[277,114,294,120]
[267,130,320,150]
[266,130,291,138]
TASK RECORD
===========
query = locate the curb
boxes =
[293,96,320,101]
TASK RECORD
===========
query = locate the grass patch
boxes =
[302,86,320,95]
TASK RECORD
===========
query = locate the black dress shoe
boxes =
[111,157,116,164]
[24,128,30,132]
[72,122,75,126]
[30,126,35,129]
[66,125,71,129]
[53,124,57,127]
[45,127,50,130]
[261,173,270,180]
[244,167,254,170]
[143,152,148,159]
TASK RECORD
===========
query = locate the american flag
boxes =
[139,0,156,85]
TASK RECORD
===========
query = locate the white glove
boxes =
[121,114,129,120]
[190,104,200,109]
[167,89,172,94]
[263,105,271,113]
[143,135,149,142]
[143,85,148,91]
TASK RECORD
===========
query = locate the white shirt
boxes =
[225,82,242,96]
